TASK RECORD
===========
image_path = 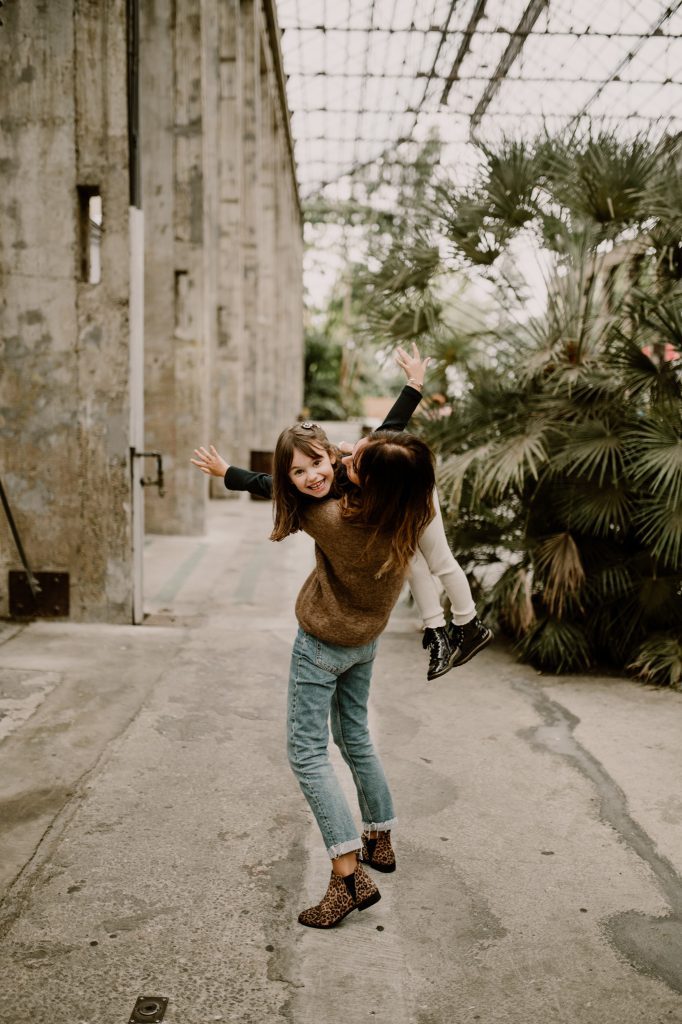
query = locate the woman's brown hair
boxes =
[270,423,339,541]
[342,431,435,577]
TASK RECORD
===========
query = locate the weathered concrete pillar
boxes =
[201,0,221,490]
[0,0,135,622]
[227,0,303,459]
[257,84,278,443]
[140,0,175,533]
[276,131,304,429]
[240,0,263,453]
[141,0,302,515]
[170,0,210,534]
[210,0,245,497]
[142,0,218,534]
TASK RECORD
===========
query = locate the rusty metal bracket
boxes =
[0,475,41,600]
[9,571,70,618]
[131,449,165,497]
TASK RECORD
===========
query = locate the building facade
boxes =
[0,0,303,623]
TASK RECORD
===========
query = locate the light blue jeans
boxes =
[287,627,397,859]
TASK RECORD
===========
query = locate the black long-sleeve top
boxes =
[224,385,423,499]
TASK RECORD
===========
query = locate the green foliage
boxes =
[538,131,663,230]
[430,290,682,684]
[304,269,385,420]
[517,617,593,674]
[303,135,448,419]
[628,633,682,688]
[304,332,349,420]
[434,138,540,265]
[362,126,682,686]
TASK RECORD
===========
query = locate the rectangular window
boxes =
[174,269,190,336]
[77,186,102,284]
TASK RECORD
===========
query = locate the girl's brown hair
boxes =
[270,423,339,541]
[342,431,435,577]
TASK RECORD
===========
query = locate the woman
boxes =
[275,428,435,927]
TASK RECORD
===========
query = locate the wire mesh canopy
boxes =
[278,0,682,200]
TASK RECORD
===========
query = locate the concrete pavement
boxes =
[1,496,682,1023]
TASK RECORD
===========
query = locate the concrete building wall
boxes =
[142,0,303,522]
[0,0,302,620]
[0,0,134,622]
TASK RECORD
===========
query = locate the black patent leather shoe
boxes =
[422,626,455,680]
[447,617,493,668]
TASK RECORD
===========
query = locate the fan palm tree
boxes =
[363,128,682,686]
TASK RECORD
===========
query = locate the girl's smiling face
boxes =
[288,444,336,498]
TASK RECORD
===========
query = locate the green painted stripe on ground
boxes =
[153,543,208,604]
[233,542,271,604]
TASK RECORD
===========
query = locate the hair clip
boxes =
[299,421,316,429]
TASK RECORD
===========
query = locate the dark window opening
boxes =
[77,186,102,284]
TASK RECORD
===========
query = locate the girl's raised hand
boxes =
[191,445,229,478]
[394,343,431,389]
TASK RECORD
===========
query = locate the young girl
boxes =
[193,345,492,679]
[200,425,438,927]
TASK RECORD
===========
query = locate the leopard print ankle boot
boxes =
[297,862,381,928]
[361,830,396,873]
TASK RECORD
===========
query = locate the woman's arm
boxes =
[191,445,274,499]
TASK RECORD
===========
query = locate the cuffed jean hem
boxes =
[362,816,397,833]
[327,837,363,859]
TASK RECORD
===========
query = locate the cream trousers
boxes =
[407,490,476,628]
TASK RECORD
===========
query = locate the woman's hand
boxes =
[191,445,229,478]
[394,343,431,389]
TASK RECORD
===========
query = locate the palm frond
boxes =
[629,633,682,688]
[476,422,549,498]
[585,561,636,602]
[557,480,631,537]
[540,130,661,230]
[486,562,536,637]
[363,240,441,296]
[551,418,625,485]
[635,571,682,624]
[479,138,540,228]
[516,616,592,673]
[607,331,673,402]
[434,186,508,266]
[363,293,443,342]
[635,291,682,360]
[632,496,682,568]
[625,417,682,505]
[533,531,586,615]
[438,444,493,511]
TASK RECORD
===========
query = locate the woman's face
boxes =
[288,444,336,498]
[341,436,369,486]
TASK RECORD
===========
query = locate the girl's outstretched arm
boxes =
[379,343,431,432]
[191,445,273,499]
[395,342,430,389]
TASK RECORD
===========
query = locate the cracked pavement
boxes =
[1,497,682,1023]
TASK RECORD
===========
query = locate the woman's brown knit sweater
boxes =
[295,498,406,647]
